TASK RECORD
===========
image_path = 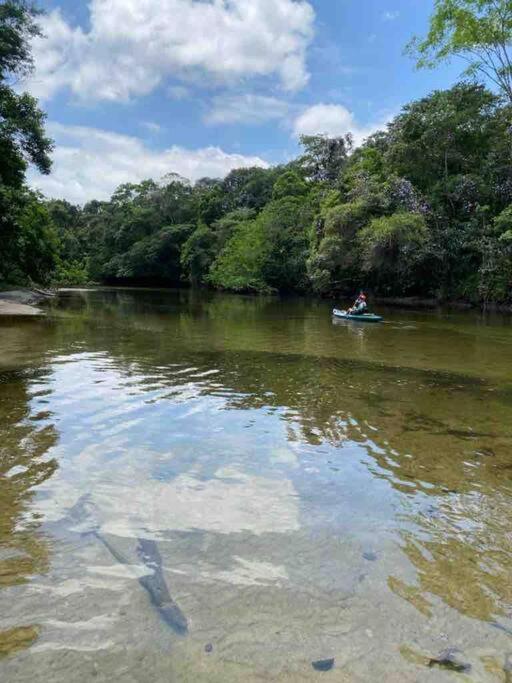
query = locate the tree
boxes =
[359,212,430,293]
[221,167,277,210]
[0,187,58,283]
[408,0,512,104]
[258,194,313,291]
[0,1,56,283]
[209,218,269,293]
[0,0,41,77]
[386,83,499,191]
[307,201,368,294]
[478,205,512,302]
[0,1,52,186]
[272,171,308,200]
[298,134,352,184]
[180,224,217,287]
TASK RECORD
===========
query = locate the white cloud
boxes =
[167,85,191,101]
[293,103,389,147]
[205,94,289,125]
[28,0,315,102]
[28,123,268,204]
[141,122,162,134]
[382,11,399,21]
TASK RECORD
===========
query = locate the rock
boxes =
[312,658,334,672]
[474,447,495,458]
[0,288,53,316]
[428,648,471,673]
[0,300,42,316]
[363,551,377,561]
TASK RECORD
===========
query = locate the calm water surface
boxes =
[1,289,512,682]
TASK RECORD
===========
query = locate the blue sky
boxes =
[26,0,464,204]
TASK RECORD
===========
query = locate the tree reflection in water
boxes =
[0,362,58,657]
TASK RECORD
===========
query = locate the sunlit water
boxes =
[1,288,512,682]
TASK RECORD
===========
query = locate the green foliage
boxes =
[222,167,278,210]
[386,84,499,192]
[494,205,512,237]
[0,86,53,185]
[0,1,42,78]
[408,0,512,103]
[259,195,312,291]
[324,201,368,237]
[298,134,352,183]
[0,186,58,284]
[212,208,256,247]
[477,206,512,301]
[0,1,53,187]
[2,9,512,308]
[0,0,56,284]
[272,171,307,200]
[359,213,429,293]
[307,201,370,295]
[52,259,89,286]
[37,82,512,303]
[209,219,269,293]
[180,224,217,286]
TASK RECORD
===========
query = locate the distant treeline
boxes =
[1,1,512,303]
[43,83,512,303]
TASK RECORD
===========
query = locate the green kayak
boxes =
[333,309,383,323]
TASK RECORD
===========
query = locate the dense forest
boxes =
[1,0,512,304]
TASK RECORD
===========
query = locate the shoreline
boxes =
[3,286,511,316]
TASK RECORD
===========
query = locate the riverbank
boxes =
[373,296,512,313]
[0,288,55,316]
[56,284,512,314]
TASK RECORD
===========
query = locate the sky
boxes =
[24,0,465,204]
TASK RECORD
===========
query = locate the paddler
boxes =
[348,292,367,315]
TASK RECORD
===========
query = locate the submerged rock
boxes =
[137,538,188,635]
[312,658,335,672]
[474,447,495,457]
[491,621,512,637]
[428,648,471,674]
[363,551,377,561]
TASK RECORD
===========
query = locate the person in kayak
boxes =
[348,292,367,315]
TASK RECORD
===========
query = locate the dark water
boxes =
[1,288,512,682]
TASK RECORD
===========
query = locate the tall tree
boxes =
[0,1,52,186]
[0,1,56,283]
[407,0,512,103]
[298,134,352,184]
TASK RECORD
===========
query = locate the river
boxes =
[1,288,511,682]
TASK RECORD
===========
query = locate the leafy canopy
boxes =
[0,0,52,185]
[0,1,56,283]
[407,0,512,103]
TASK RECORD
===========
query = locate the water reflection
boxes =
[1,289,512,680]
[0,363,58,658]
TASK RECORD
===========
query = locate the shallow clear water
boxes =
[1,288,512,681]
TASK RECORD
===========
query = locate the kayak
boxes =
[333,309,383,323]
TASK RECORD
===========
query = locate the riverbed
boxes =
[1,288,511,681]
